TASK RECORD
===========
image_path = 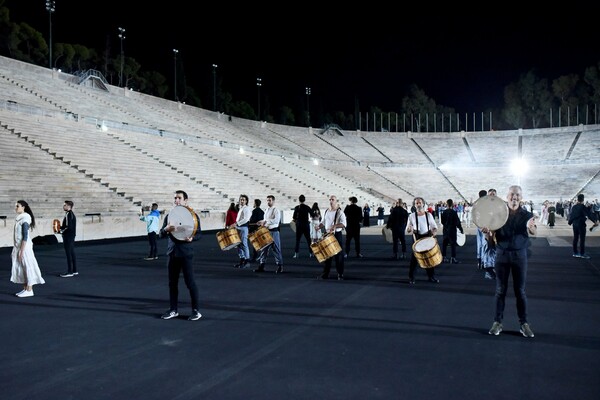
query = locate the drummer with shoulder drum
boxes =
[405,196,440,284]
[231,194,252,269]
[254,195,284,274]
[159,190,203,321]
[317,195,347,280]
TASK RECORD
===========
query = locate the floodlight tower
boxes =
[173,49,179,101]
[45,1,56,69]
[256,77,262,121]
[306,87,311,127]
[212,64,218,111]
[118,27,126,87]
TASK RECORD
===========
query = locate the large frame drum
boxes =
[412,236,442,268]
[169,205,199,241]
[216,227,241,251]
[249,226,274,252]
[472,195,509,231]
[310,233,342,263]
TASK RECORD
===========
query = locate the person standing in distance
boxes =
[60,200,77,278]
[344,196,363,258]
[139,203,160,260]
[292,194,313,258]
[159,190,202,321]
[568,193,599,259]
[485,185,537,338]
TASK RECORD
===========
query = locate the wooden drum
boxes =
[412,236,442,268]
[248,226,274,252]
[216,227,241,251]
[52,219,61,234]
[310,233,342,263]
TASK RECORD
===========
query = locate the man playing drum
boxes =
[254,195,284,274]
[317,195,347,280]
[406,196,440,284]
[231,194,252,269]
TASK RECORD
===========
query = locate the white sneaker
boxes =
[15,290,25,296]
[17,290,34,297]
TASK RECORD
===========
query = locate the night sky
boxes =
[5,1,599,115]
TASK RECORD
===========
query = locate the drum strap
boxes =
[414,212,431,241]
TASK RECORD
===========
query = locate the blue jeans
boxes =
[494,248,528,324]
[237,226,250,260]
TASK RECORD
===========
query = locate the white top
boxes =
[323,208,347,232]
[236,204,251,226]
[263,206,281,230]
[407,212,437,235]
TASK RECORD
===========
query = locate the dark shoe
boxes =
[580,254,591,259]
[254,264,266,273]
[233,259,245,268]
[356,253,363,258]
[275,265,283,274]
[428,277,440,283]
[408,279,416,285]
[390,254,398,260]
[161,310,179,320]
[400,253,406,260]
[188,309,202,321]
[317,274,329,280]
[443,257,450,263]
[60,272,74,278]
[451,258,460,264]
[337,274,344,280]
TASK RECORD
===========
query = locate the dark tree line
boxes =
[1,1,599,131]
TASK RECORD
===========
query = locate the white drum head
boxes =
[382,227,393,243]
[414,237,436,252]
[472,196,509,231]
[169,205,198,240]
[456,229,466,246]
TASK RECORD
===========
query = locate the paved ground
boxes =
[1,216,599,400]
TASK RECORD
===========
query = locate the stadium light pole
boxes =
[45,1,55,69]
[306,87,311,127]
[256,77,262,121]
[118,27,126,87]
[173,49,178,101]
[212,64,218,111]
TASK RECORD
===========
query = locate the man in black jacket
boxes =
[159,190,203,321]
[59,200,77,277]
[386,198,408,260]
[568,193,599,259]
[344,196,364,258]
[292,194,313,258]
[441,198,464,264]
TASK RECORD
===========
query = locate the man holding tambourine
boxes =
[483,185,537,338]
[159,190,203,321]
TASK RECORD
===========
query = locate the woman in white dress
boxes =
[11,200,45,297]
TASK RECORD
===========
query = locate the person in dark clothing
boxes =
[441,198,464,264]
[159,190,203,321]
[344,196,363,258]
[568,193,599,259]
[248,198,265,262]
[362,203,371,227]
[386,198,408,260]
[485,185,537,338]
[292,194,313,258]
[59,200,77,278]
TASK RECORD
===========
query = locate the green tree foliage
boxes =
[502,70,553,129]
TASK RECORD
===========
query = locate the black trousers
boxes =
[63,236,77,273]
[572,224,587,255]
[148,231,158,258]
[294,223,312,253]
[167,254,199,312]
[345,227,361,255]
[322,231,345,277]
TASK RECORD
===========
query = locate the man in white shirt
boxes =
[254,195,284,273]
[231,194,252,268]
[317,195,347,280]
